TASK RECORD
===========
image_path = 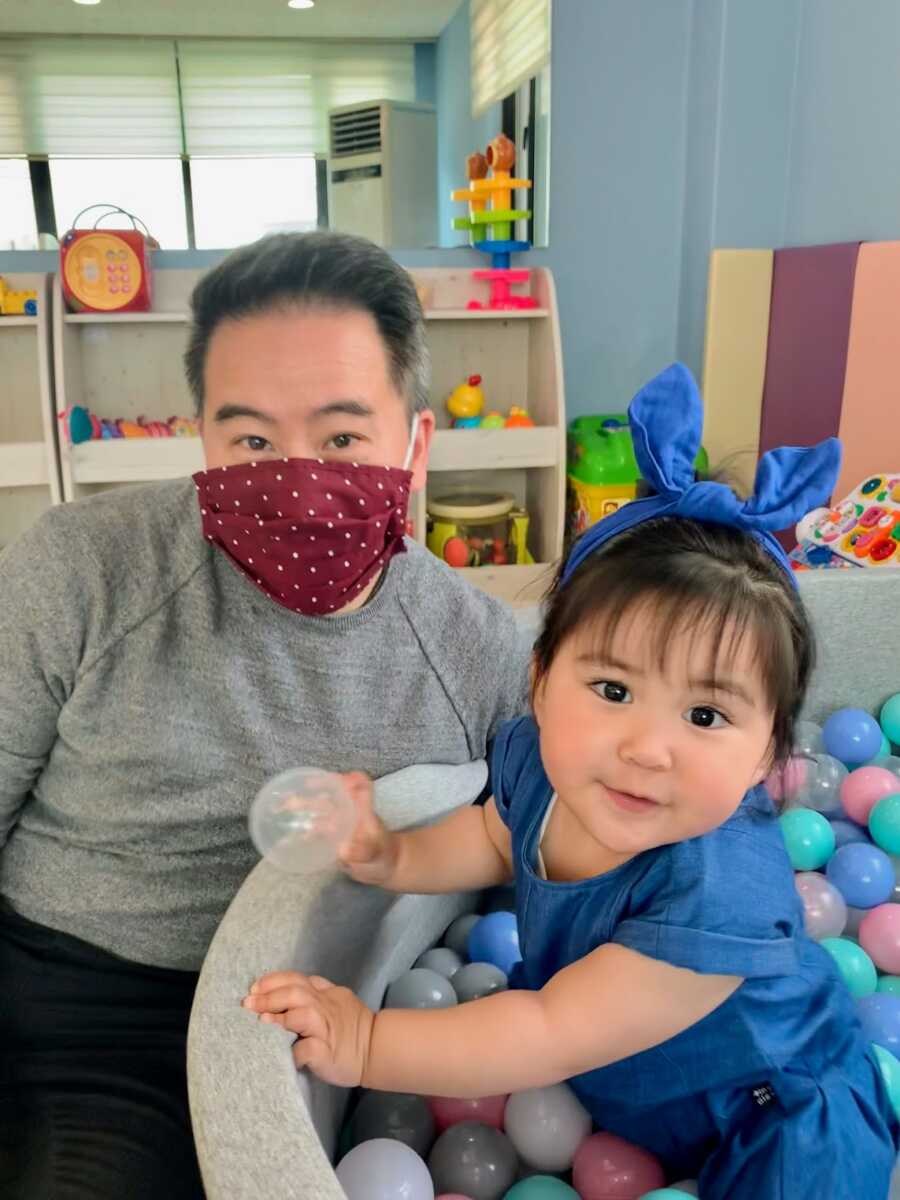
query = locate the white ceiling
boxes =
[0,0,462,40]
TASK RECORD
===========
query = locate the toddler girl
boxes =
[243,364,898,1198]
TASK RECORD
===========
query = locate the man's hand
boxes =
[337,771,400,887]
[242,970,375,1087]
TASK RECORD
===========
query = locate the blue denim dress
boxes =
[492,716,898,1199]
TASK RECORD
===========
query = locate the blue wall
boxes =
[8,1,900,420]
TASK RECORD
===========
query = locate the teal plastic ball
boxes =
[869,793,900,855]
[873,1044,900,1120]
[820,937,878,997]
[779,808,835,870]
[881,694,900,746]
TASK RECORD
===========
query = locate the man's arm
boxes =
[0,515,85,848]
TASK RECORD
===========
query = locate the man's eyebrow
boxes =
[212,404,277,425]
[308,399,376,420]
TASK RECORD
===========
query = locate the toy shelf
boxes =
[45,263,564,602]
[53,269,198,503]
[64,311,189,325]
[61,308,551,325]
[68,436,204,485]
[0,273,61,550]
[0,442,51,488]
[424,308,549,321]
[410,265,566,603]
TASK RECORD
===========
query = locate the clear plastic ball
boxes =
[248,767,355,874]
[795,871,847,940]
[871,755,900,779]
[794,720,825,757]
[794,754,848,815]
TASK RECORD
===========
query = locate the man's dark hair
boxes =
[184,231,430,417]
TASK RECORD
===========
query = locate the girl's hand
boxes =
[242,970,374,1087]
[337,771,400,887]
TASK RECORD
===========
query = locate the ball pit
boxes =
[333,701,900,1200]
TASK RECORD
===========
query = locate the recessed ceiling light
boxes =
[72,0,102,6]
[287,0,315,8]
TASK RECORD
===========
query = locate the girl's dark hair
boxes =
[533,517,815,766]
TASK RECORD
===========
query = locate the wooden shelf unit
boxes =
[47,265,565,601]
[0,273,61,549]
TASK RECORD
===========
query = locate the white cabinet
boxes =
[46,264,565,601]
[0,274,61,550]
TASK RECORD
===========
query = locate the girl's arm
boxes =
[339,772,513,894]
[244,944,742,1097]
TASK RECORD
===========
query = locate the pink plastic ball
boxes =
[572,1132,665,1200]
[860,905,900,974]
[841,767,900,825]
[427,1094,508,1134]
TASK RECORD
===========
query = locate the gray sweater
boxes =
[0,479,530,970]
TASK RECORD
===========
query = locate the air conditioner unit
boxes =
[327,100,437,248]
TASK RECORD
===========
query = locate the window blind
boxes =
[470,0,551,118]
[177,40,416,156]
[0,37,416,160]
[0,38,183,157]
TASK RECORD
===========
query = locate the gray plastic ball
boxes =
[428,1120,519,1200]
[349,1090,436,1157]
[414,947,464,978]
[451,961,508,1002]
[443,913,481,958]
[384,968,458,1009]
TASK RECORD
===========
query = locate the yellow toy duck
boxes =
[447,374,485,428]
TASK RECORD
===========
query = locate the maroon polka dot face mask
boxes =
[193,455,413,615]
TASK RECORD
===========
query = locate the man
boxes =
[0,232,529,1198]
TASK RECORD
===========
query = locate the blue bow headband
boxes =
[562,363,842,589]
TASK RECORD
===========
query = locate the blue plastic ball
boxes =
[830,818,871,849]
[823,708,883,766]
[467,911,521,976]
[858,993,900,1056]
[826,843,896,908]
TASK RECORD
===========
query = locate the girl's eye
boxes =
[240,435,273,453]
[686,706,728,729]
[326,433,359,451]
[593,681,631,704]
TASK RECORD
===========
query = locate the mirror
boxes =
[0,0,550,253]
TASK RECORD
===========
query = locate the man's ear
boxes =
[408,409,434,493]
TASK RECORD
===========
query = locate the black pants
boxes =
[0,901,205,1199]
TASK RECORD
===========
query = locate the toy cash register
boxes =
[60,204,156,314]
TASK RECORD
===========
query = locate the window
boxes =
[0,158,38,250]
[48,158,189,249]
[190,158,319,250]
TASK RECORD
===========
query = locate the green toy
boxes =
[567,414,709,541]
